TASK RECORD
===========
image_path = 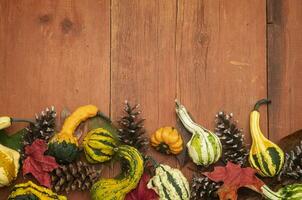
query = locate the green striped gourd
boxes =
[90,145,144,200]
[175,100,222,166]
[147,163,190,200]
[262,183,302,200]
[8,181,67,200]
[249,99,284,177]
[83,128,118,163]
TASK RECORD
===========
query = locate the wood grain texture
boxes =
[0,0,110,199]
[268,0,302,142]
[176,0,267,179]
[0,0,301,199]
[111,0,178,170]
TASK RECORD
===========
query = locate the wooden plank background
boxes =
[0,0,301,199]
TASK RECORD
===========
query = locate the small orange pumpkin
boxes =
[150,127,183,155]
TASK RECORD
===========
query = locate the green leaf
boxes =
[0,129,26,151]
[87,113,120,141]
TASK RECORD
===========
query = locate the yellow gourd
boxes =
[0,144,20,187]
[249,99,284,177]
[48,105,99,163]
[150,127,183,154]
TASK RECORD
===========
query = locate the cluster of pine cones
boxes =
[51,161,101,193]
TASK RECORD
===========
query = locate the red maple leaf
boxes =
[125,173,158,200]
[203,162,265,200]
[23,139,59,187]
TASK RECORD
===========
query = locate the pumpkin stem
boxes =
[11,118,34,124]
[253,99,271,111]
[156,143,170,154]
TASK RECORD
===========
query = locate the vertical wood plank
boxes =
[268,0,302,142]
[0,0,110,199]
[176,0,267,177]
[111,0,177,168]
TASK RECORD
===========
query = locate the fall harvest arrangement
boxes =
[1,99,302,200]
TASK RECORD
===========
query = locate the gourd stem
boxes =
[11,118,34,124]
[146,156,159,168]
[175,99,181,108]
[254,99,272,111]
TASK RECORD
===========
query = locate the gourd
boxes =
[0,144,20,187]
[8,181,67,200]
[147,161,190,200]
[175,100,222,166]
[261,183,302,200]
[150,127,183,154]
[0,116,34,130]
[90,145,144,200]
[83,128,118,163]
[249,99,284,177]
[48,105,98,163]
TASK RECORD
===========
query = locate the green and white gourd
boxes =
[147,164,190,200]
[261,184,302,200]
[175,100,222,166]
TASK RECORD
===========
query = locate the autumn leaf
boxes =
[125,173,158,200]
[23,139,59,187]
[203,162,265,200]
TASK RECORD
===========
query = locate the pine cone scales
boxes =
[118,101,149,151]
[215,112,248,166]
[24,106,56,146]
[279,141,302,180]
[51,161,101,193]
[191,175,220,200]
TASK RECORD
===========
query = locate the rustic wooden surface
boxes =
[0,0,301,199]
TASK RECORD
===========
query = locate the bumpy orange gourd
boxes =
[150,127,183,154]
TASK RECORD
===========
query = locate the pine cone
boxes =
[51,160,101,193]
[279,141,302,181]
[118,101,149,152]
[24,106,56,146]
[191,174,221,200]
[215,111,248,166]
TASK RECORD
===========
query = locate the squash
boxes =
[150,127,183,154]
[147,162,190,200]
[175,100,222,166]
[261,183,302,200]
[0,144,20,187]
[249,99,284,177]
[0,116,34,130]
[83,128,118,163]
[91,145,144,200]
[48,105,98,163]
[8,181,66,200]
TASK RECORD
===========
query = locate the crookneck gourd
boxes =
[0,116,34,130]
[147,160,190,200]
[83,128,118,163]
[0,144,20,187]
[90,145,144,200]
[261,183,302,200]
[48,105,98,164]
[175,100,222,166]
[249,99,284,177]
[8,181,67,200]
[150,127,183,154]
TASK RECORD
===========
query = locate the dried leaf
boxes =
[23,139,59,187]
[125,173,158,200]
[203,162,265,200]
